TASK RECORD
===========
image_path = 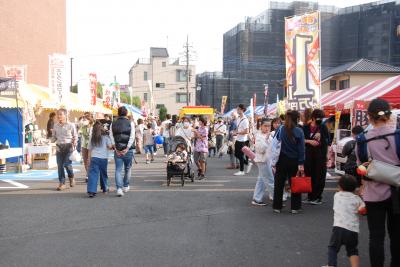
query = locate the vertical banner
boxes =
[220,95,227,114]
[285,11,321,110]
[110,82,120,109]
[89,73,97,106]
[352,100,369,128]
[49,54,68,105]
[3,65,27,83]
[263,84,269,117]
[103,85,112,109]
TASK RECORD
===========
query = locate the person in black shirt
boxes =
[46,112,56,139]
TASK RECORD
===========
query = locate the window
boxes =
[156,83,165,88]
[176,93,189,103]
[330,80,336,90]
[339,79,350,90]
[144,93,148,102]
[144,71,148,81]
[162,62,166,67]
[176,70,188,82]
[156,104,165,109]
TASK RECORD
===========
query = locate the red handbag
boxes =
[241,146,255,160]
[291,176,312,193]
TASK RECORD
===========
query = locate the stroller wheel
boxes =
[167,175,171,186]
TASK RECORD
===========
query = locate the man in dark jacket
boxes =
[110,106,136,197]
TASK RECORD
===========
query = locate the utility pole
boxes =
[185,35,190,106]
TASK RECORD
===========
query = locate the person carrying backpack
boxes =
[356,99,400,267]
[342,126,364,184]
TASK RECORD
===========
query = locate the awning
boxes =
[0,96,24,108]
[224,104,277,118]
[321,75,400,108]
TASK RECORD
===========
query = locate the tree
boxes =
[120,92,129,103]
[96,82,103,99]
[159,106,167,121]
[131,96,141,108]
[71,84,78,93]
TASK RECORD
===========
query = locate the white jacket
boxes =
[254,132,270,163]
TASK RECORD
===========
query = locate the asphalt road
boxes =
[0,153,371,267]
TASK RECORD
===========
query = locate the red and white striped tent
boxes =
[321,75,400,109]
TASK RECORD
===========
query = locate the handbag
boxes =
[241,146,255,160]
[367,159,400,187]
[291,176,312,193]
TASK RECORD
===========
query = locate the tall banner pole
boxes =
[263,84,269,118]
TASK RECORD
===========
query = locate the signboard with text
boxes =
[220,96,227,114]
[285,11,321,110]
[352,100,369,128]
[89,73,97,106]
[3,65,27,82]
[48,54,68,105]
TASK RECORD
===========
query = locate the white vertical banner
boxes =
[48,54,69,105]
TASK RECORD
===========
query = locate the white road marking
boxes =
[0,180,29,189]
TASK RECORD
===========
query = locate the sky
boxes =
[67,0,377,85]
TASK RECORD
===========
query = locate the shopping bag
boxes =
[367,159,400,187]
[241,146,255,161]
[69,150,82,162]
[291,176,312,193]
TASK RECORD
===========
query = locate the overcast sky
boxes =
[67,0,376,85]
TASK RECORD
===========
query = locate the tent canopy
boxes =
[223,104,277,118]
[321,75,400,109]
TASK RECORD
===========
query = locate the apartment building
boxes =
[129,48,195,115]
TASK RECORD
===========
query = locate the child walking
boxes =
[143,123,155,164]
[251,118,273,206]
[324,175,365,267]
[87,122,113,198]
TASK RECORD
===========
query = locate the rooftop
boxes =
[322,58,400,81]
[150,47,169,58]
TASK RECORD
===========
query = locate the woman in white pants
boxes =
[251,118,273,206]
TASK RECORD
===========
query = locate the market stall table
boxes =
[28,144,57,169]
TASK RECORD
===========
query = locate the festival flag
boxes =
[221,96,227,114]
[263,84,269,117]
[48,54,68,105]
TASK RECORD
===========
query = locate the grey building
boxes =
[197,0,400,110]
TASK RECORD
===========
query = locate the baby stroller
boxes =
[166,136,195,186]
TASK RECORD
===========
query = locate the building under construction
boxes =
[196,0,400,112]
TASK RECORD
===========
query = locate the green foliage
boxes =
[96,82,103,98]
[71,84,78,93]
[120,92,129,103]
[131,96,141,108]
[159,106,167,121]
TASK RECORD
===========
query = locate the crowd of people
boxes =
[48,98,400,267]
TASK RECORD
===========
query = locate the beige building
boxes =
[0,0,66,86]
[322,59,400,94]
[129,48,196,115]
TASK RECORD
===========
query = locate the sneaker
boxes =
[117,188,124,197]
[56,184,66,191]
[234,171,245,176]
[302,199,311,204]
[88,192,96,198]
[273,209,281,214]
[252,200,267,206]
[245,162,253,174]
[198,174,206,180]
[291,209,300,214]
[146,160,150,164]
[123,186,130,193]
[310,199,322,205]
